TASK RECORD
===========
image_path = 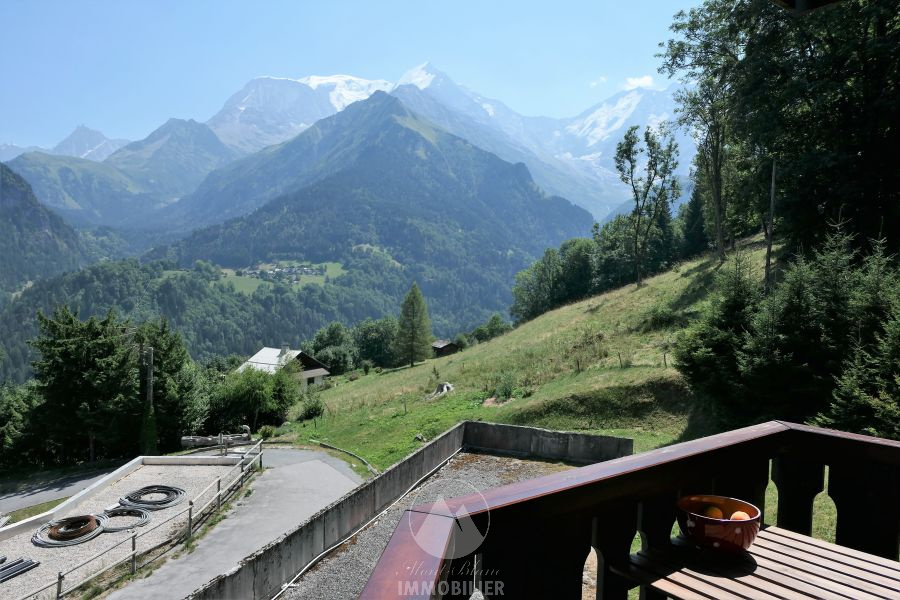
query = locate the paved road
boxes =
[107,448,362,600]
[0,468,116,515]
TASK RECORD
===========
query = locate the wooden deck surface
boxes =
[622,526,900,599]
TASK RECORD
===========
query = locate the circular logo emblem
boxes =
[408,478,490,559]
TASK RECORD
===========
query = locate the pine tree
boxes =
[680,187,709,258]
[30,307,139,463]
[394,283,433,367]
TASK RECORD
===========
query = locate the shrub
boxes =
[258,425,276,439]
[486,371,516,400]
[639,302,685,331]
[362,360,373,375]
[453,334,469,350]
[298,395,325,420]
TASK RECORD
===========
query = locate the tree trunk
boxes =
[709,162,726,262]
[89,432,95,463]
[765,158,777,293]
[705,126,726,263]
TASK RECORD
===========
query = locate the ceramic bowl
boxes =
[676,494,761,553]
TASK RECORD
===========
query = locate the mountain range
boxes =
[202,63,692,220]
[161,91,591,268]
[155,91,593,331]
[7,119,238,228]
[2,63,691,233]
[0,125,129,162]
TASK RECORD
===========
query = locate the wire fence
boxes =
[14,440,264,600]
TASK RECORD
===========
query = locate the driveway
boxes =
[106,447,362,600]
[0,468,116,515]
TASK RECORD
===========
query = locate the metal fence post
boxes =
[56,571,64,598]
[217,477,222,509]
[187,501,194,539]
[131,530,137,574]
[259,450,263,470]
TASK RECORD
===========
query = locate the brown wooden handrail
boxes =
[360,421,900,600]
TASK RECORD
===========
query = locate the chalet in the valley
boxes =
[431,339,459,358]
[238,345,330,387]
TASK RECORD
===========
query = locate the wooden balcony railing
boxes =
[359,421,900,599]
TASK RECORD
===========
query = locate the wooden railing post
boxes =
[131,530,137,574]
[637,492,678,551]
[771,454,824,535]
[593,504,638,600]
[539,517,592,599]
[187,501,194,539]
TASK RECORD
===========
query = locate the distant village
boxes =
[235,262,327,285]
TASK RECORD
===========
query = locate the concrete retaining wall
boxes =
[188,422,632,600]
[463,421,633,464]
[190,423,466,600]
[142,455,239,466]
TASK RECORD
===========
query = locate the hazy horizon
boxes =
[1,0,698,147]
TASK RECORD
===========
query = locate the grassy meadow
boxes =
[281,239,773,469]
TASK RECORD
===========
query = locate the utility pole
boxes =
[140,346,158,455]
[146,346,154,415]
[764,158,777,293]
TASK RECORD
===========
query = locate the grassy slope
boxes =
[284,239,771,470]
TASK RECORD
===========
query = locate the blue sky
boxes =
[1,0,698,147]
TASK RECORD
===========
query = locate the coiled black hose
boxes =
[103,506,151,532]
[119,485,186,510]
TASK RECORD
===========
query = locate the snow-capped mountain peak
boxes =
[207,74,392,153]
[565,90,644,146]
[396,62,445,90]
[296,74,392,110]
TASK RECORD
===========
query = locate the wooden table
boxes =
[622,526,900,599]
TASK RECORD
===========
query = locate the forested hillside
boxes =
[159,93,589,267]
[7,152,153,227]
[0,164,89,299]
[104,118,238,197]
[0,258,388,382]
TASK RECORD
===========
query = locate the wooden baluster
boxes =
[477,515,529,599]
[829,462,900,560]
[480,514,591,600]
[638,492,678,551]
[713,456,770,519]
[534,517,593,600]
[593,503,638,600]
[635,493,679,600]
[442,554,474,600]
[771,454,824,535]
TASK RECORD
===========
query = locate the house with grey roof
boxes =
[238,345,330,387]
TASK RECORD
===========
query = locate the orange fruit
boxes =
[703,505,724,519]
[730,510,751,520]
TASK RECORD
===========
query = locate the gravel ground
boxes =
[284,452,572,600]
[0,463,234,600]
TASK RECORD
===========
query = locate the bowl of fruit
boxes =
[676,494,761,553]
